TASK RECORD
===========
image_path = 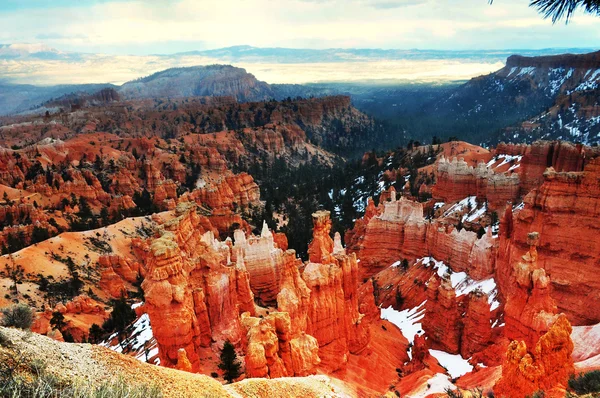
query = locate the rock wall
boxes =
[432,156,520,207]
[304,210,371,371]
[494,314,574,397]
[498,158,600,325]
[233,222,287,305]
[348,194,497,281]
[139,204,256,371]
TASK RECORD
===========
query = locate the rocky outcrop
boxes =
[494,314,574,397]
[242,311,320,378]
[432,156,520,208]
[498,158,600,325]
[304,210,371,372]
[503,232,558,349]
[423,274,462,354]
[350,195,427,277]
[139,204,256,371]
[233,222,286,305]
[348,194,497,280]
[518,141,587,195]
[31,295,109,342]
[461,291,493,358]
[98,254,144,298]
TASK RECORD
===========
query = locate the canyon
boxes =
[0,73,600,396]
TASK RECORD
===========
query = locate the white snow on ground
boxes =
[390,260,402,268]
[104,304,158,364]
[380,301,426,346]
[429,350,474,378]
[443,196,489,223]
[486,154,522,169]
[464,203,487,222]
[491,320,505,328]
[443,196,477,218]
[408,373,457,398]
[421,257,500,310]
[433,202,445,211]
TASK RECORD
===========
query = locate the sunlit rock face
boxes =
[233,222,285,306]
[300,211,372,372]
[498,157,600,325]
[494,314,574,398]
[135,205,372,380]
[138,205,256,371]
[347,193,497,281]
[242,311,321,378]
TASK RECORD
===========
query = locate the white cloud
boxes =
[0,0,597,52]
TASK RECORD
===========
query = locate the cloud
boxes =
[364,0,427,9]
[35,33,87,40]
[300,0,427,8]
[0,0,598,54]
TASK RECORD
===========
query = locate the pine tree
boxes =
[88,323,104,344]
[50,311,67,331]
[218,340,241,383]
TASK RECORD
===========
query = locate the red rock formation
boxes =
[232,222,284,305]
[498,158,600,325]
[31,295,109,342]
[175,348,193,373]
[423,274,463,354]
[141,231,201,369]
[461,291,493,358]
[307,210,335,264]
[518,140,587,195]
[349,194,497,281]
[494,314,574,397]
[242,311,320,378]
[351,195,427,277]
[432,156,519,208]
[303,210,371,372]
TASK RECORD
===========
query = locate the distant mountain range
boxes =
[119,65,274,102]
[2,47,600,146]
[420,51,600,145]
[0,43,594,63]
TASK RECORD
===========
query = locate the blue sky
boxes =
[0,0,598,55]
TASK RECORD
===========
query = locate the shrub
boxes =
[0,329,11,347]
[1,304,34,329]
[568,370,600,394]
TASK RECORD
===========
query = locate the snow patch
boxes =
[421,257,500,310]
[408,373,457,398]
[380,301,426,352]
[429,349,474,378]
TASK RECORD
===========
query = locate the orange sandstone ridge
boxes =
[2,139,600,397]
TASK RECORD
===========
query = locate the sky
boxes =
[0,0,598,54]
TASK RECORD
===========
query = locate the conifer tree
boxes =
[218,340,241,383]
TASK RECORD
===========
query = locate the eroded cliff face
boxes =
[232,222,287,305]
[498,157,600,325]
[139,203,256,371]
[348,192,497,281]
[130,204,378,386]
[433,156,520,208]
[494,314,574,397]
